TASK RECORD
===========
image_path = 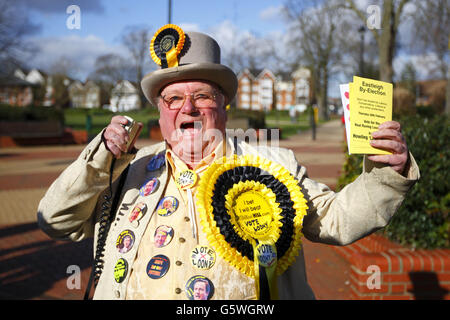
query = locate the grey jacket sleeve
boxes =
[290,150,420,245]
[37,132,135,242]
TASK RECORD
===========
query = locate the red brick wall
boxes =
[333,234,450,300]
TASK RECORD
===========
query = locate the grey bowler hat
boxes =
[141,31,238,107]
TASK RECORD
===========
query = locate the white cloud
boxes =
[27,34,128,80]
[259,5,283,21]
[208,20,244,47]
[179,23,200,32]
[206,20,298,73]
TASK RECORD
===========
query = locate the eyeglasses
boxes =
[161,91,218,110]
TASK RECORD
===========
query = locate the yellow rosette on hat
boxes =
[150,24,185,68]
[196,154,308,300]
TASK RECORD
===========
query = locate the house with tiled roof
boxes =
[237,68,276,111]
[13,68,72,107]
[109,80,141,112]
[236,67,311,112]
[67,80,104,109]
[0,74,35,107]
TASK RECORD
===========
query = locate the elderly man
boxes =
[38,25,419,300]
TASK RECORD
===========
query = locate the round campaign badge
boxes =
[157,196,179,217]
[256,243,277,268]
[114,258,128,283]
[146,254,170,279]
[185,275,214,300]
[175,169,197,190]
[195,155,309,280]
[146,153,165,172]
[234,190,274,240]
[190,245,216,270]
[153,225,174,248]
[128,202,147,227]
[139,177,159,196]
[116,230,135,254]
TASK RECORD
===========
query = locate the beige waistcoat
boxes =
[37,133,419,300]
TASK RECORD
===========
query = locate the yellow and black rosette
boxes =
[196,155,308,300]
[150,24,185,68]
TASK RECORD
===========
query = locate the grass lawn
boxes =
[64,108,160,138]
[64,108,327,140]
[266,111,317,138]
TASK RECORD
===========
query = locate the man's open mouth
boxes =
[180,121,202,133]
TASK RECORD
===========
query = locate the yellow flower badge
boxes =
[150,24,185,68]
[196,154,308,299]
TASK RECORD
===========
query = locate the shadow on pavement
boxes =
[0,222,92,300]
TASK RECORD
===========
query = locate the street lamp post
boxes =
[168,0,172,24]
[358,25,365,77]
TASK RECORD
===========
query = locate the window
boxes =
[241,93,250,102]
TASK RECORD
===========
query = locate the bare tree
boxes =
[239,32,275,71]
[407,0,449,78]
[284,0,345,120]
[49,56,76,109]
[345,0,410,83]
[121,26,153,108]
[407,0,449,114]
[89,53,133,84]
[0,0,40,70]
[218,27,276,75]
[217,24,246,74]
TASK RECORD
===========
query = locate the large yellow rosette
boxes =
[196,154,308,299]
[150,24,185,68]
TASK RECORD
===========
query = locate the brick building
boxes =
[236,67,311,112]
[0,75,34,107]
[14,68,60,107]
[236,68,276,111]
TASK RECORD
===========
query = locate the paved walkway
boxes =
[0,119,352,300]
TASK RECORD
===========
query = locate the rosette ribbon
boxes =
[196,155,308,300]
[150,24,185,68]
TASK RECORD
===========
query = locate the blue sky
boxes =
[31,0,287,42]
[17,0,439,99]
[22,0,296,88]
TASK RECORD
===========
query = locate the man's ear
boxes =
[157,97,162,112]
[222,93,230,110]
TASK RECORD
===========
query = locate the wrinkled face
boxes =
[158,80,227,162]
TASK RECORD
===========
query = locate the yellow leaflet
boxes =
[349,76,393,154]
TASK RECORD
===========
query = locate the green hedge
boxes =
[337,113,449,249]
[227,108,266,129]
[0,104,64,123]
